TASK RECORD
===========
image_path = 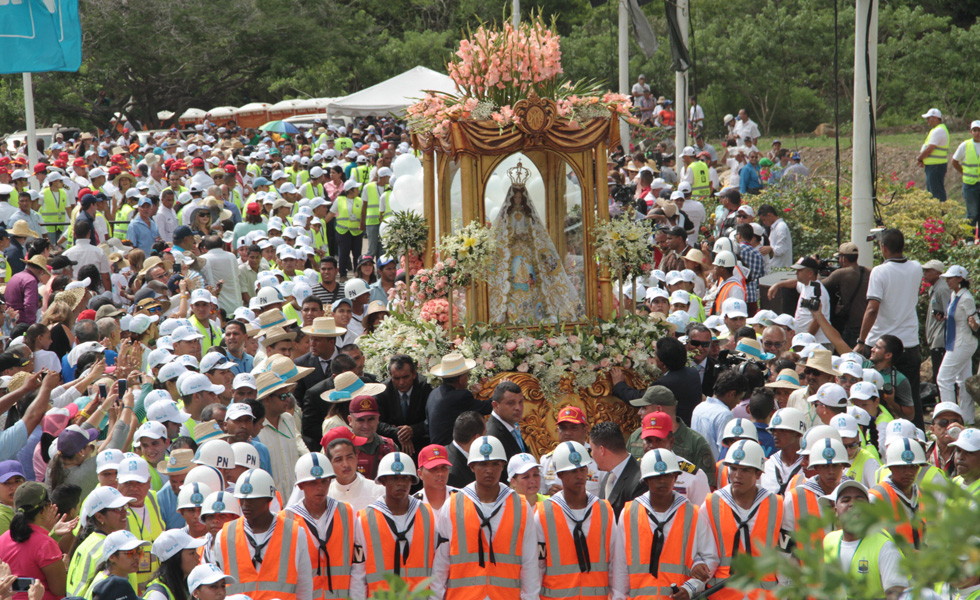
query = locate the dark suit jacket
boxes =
[376,375,433,455]
[700,357,719,399]
[653,367,703,426]
[601,456,646,517]
[425,384,492,446]
[294,352,330,413]
[485,413,528,462]
[301,371,380,451]
[447,442,475,489]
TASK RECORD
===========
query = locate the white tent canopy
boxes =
[326,66,456,117]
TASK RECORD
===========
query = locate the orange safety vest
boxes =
[787,485,828,553]
[716,461,729,489]
[705,491,782,600]
[623,499,698,599]
[219,512,318,600]
[870,481,924,549]
[358,502,436,595]
[538,499,613,600]
[446,491,526,600]
[709,279,747,316]
[285,503,355,599]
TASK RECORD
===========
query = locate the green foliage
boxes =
[366,574,433,599]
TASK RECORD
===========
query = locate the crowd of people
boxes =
[0,98,969,600]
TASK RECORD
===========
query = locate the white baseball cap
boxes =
[721,298,748,318]
[226,403,255,422]
[950,428,980,452]
[117,456,151,483]
[96,449,125,474]
[188,564,235,593]
[922,108,943,119]
[232,374,257,391]
[81,487,135,525]
[172,326,204,343]
[932,401,965,420]
[151,529,209,562]
[200,353,234,373]
[848,381,879,401]
[102,530,149,559]
[941,265,969,279]
[837,361,863,379]
[147,400,190,425]
[506,453,541,481]
[147,349,174,370]
[830,413,860,438]
[178,373,225,397]
[157,362,187,383]
[134,421,168,442]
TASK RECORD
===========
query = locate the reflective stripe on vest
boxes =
[304,183,324,200]
[334,197,363,236]
[221,512,308,600]
[67,532,106,595]
[364,183,390,226]
[362,503,435,593]
[870,481,923,548]
[127,491,166,588]
[191,315,222,354]
[286,502,353,599]
[539,498,611,600]
[823,529,889,599]
[41,187,67,232]
[789,485,828,552]
[705,491,781,593]
[924,123,949,164]
[963,140,980,185]
[716,462,729,490]
[690,162,710,197]
[145,581,174,600]
[623,499,695,599]
[446,491,525,600]
[709,280,745,316]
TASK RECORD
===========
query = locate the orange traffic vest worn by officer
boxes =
[446,490,527,600]
[785,483,828,553]
[219,512,318,600]
[705,490,783,600]
[358,499,437,595]
[623,496,699,599]
[285,500,355,599]
[538,497,614,600]
[871,479,924,549]
[708,279,746,316]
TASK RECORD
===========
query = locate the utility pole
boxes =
[23,73,39,189]
[674,0,689,154]
[512,0,519,27]
[851,0,878,267]
[618,0,631,151]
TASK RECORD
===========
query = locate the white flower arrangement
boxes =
[381,211,429,257]
[436,221,497,288]
[592,216,652,278]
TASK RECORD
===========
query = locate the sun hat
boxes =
[428,352,477,378]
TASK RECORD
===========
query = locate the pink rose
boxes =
[596,343,604,352]
[548,338,558,347]
[484,361,495,370]
[569,335,580,344]
[534,340,544,348]
[599,358,610,368]
[516,338,525,345]
[517,363,529,373]
[481,342,492,352]
[505,341,518,352]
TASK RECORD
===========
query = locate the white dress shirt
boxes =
[64,238,110,277]
[768,218,793,269]
[201,247,244,315]
[154,204,179,243]
[327,474,384,515]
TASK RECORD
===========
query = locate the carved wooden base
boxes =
[474,370,646,457]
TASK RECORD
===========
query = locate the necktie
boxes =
[245,530,271,568]
[401,392,410,419]
[568,506,594,573]
[645,506,673,576]
[946,292,962,351]
[604,472,617,499]
[697,363,705,382]
[512,425,526,452]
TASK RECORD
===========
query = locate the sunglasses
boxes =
[803,368,825,377]
[763,341,784,350]
[688,340,711,348]
[936,418,963,429]
[843,441,861,450]
[119,548,144,557]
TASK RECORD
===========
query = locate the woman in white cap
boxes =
[82,530,149,599]
[938,265,977,423]
[187,564,234,600]
[67,487,136,596]
[145,530,208,600]
[507,453,547,508]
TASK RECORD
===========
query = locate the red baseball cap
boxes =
[223,164,236,174]
[0,158,10,167]
[78,309,97,321]
[641,412,674,440]
[418,444,452,469]
[320,426,367,449]
[349,395,380,417]
[73,158,86,167]
[54,160,66,169]
[58,152,68,161]
[246,202,261,217]
[556,406,587,426]
[33,163,47,174]
[191,158,205,167]
[108,166,122,175]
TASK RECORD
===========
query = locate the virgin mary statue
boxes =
[488,162,585,324]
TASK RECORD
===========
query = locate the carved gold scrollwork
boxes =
[513,92,558,146]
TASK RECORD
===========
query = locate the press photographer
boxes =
[766,256,832,345]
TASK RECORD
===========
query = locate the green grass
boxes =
[757,131,965,151]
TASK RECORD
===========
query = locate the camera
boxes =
[816,257,838,276]
[866,227,886,242]
[717,349,766,370]
[611,183,636,208]
[800,281,822,311]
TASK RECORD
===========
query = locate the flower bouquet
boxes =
[381,210,429,307]
[436,221,497,288]
[592,217,652,315]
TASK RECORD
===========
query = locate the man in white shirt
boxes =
[733,109,761,146]
[324,427,383,514]
[689,98,705,130]
[631,74,651,99]
[855,228,924,427]
[951,119,980,226]
[154,189,179,243]
[200,234,244,315]
[767,256,832,344]
[63,220,111,291]
[757,204,793,269]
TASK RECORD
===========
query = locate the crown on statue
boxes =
[507,161,530,188]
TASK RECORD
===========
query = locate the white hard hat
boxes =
[552,441,593,474]
[184,465,225,493]
[231,442,261,470]
[177,482,213,510]
[376,452,419,483]
[344,278,370,300]
[799,425,842,456]
[882,437,926,468]
[640,448,681,478]
[201,490,242,516]
[722,418,759,443]
[712,237,736,255]
[768,407,807,434]
[295,452,334,484]
[233,468,277,499]
[807,437,851,466]
[467,435,508,464]
[193,440,235,470]
[722,439,765,471]
[256,286,284,307]
[713,250,737,269]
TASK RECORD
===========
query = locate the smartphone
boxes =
[118,379,128,397]
[98,383,108,398]
[12,578,34,592]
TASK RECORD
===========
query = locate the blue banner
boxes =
[0,0,81,74]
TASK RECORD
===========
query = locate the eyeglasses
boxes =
[843,441,861,450]
[936,418,964,429]
[272,392,294,402]
[763,341,784,350]
[803,368,824,377]
[688,340,711,348]
[146,305,163,313]
[120,548,144,557]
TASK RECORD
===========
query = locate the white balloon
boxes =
[391,154,422,179]
[389,174,423,214]
[484,173,506,220]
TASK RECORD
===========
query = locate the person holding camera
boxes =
[766,256,831,345]
[937,265,977,424]
[820,243,869,348]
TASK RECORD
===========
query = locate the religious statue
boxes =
[488,161,586,324]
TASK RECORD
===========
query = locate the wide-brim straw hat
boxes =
[322,371,386,403]
[255,370,293,401]
[428,352,477,378]
[258,308,288,330]
[261,326,296,347]
[683,248,706,264]
[301,316,346,338]
[265,354,313,384]
[55,287,86,310]
[765,368,802,390]
[365,301,389,319]
[9,220,39,238]
[26,255,48,270]
[804,349,839,377]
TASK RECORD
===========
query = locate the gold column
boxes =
[595,141,613,320]
[423,151,436,268]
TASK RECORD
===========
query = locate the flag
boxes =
[0,0,82,74]
[664,0,691,72]
[627,0,658,58]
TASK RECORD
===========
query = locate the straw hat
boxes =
[255,370,293,401]
[766,368,802,390]
[157,448,194,475]
[683,248,706,264]
[803,349,838,377]
[261,326,296,347]
[428,352,477,378]
[109,252,129,269]
[115,172,137,187]
[9,220,39,239]
[25,255,48,270]
[365,301,389,319]
[55,287,86,310]
[265,354,313,384]
[322,372,386,403]
[139,256,165,277]
[258,309,288,330]
[301,316,346,338]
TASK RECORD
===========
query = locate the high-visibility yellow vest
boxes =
[823,530,890,600]
[126,491,166,592]
[247,164,261,179]
[924,123,949,165]
[355,165,371,185]
[690,162,710,198]
[962,140,980,185]
[190,314,222,353]
[363,182,391,226]
[114,203,135,239]
[295,170,310,187]
[230,189,244,212]
[304,182,324,200]
[312,225,329,255]
[334,197,363,236]
[41,187,68,233]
